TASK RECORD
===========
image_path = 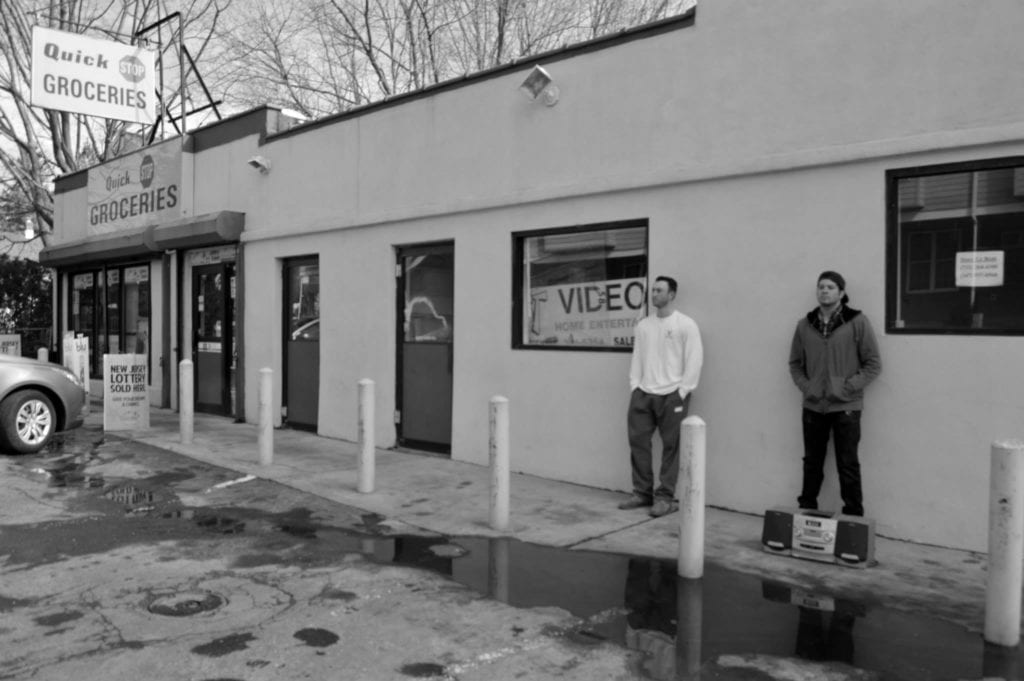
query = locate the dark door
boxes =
[192,262,235,415]
[284,257,320,430]
[397,243,454,453]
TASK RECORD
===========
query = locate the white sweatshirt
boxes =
[628,310,703,398]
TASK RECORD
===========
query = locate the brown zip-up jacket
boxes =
[788,306,882,413]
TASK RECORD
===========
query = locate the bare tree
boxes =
[0,0,230,248]
[215,0,694,118]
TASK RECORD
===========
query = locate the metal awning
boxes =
[39,211,245,268]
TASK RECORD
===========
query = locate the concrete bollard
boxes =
[984,438,1024,647]
[358,379,375,493]
[258,368,273,466]
[37,347,48,362]
[677,415,706,579]
[489,396,510,532]
[179,360,194,445]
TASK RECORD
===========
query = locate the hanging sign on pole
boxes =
[30,26,156,124]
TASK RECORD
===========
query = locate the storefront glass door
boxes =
[69,271,103,377]
[397,243,454,453]
[284,257,320,430]
[192,262,235,415]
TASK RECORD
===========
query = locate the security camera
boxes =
[247,155,271,174]
[519,65,559,106]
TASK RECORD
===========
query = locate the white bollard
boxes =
[677,415,706,579]
[984,439,1024,647]
[179,360,194,445]
[258,368,273,466]
[489,396,510,532]
[358,379,375,493]
[37,347,48,362]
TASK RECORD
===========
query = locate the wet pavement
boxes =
[1,409,1023,679]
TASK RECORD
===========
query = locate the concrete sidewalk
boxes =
[98,406,991,634]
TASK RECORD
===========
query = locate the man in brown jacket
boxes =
[788,271,882,516]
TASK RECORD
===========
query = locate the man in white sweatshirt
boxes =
[619,276,704,517]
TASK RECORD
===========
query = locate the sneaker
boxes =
[649,499,679,518]
[617,494,652,510]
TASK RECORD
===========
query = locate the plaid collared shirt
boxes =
[815,305,845,338]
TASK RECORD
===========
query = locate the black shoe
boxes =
[649,499,679,517]
[617,494,652,510]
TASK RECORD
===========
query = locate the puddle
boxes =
[42,458,105,488]
[4,453,1023,680]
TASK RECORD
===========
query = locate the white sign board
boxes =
[103,354,149,431]
[87,139,181,235]
[528,277,646,347]
[0,335,21,357]
[956,251,1005,287]
[62,335,90,399]
[31,26,156,124]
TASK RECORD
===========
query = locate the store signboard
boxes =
[124,265,149,283]
[87,139,181,235]
[31,26,156,124]
[0,335,21,356]
[62,334,90,400]
[189,246,236,266]
[528,277,646,347]
[103,354,149,431]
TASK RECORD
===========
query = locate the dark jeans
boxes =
[627,389,690,501]
[624,558,677,635]
[799,409,863,516]
[795,606,855,663]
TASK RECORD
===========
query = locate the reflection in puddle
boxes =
[104,485,155,510]
[43,459,104,488]
[7,451,1022,681]
[340,538,1020,681]
[50,490,1024,680]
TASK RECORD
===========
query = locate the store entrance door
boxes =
[397,243,454,453]
[284,257,320,430]
[192,262,235,415]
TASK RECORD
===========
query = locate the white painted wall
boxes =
[237,1,1024,551]
[51,1,1024,551]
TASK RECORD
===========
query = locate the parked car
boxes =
[0,354,87,454]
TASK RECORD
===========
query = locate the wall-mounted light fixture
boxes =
[247,155,272,174]
[519,65,559,107]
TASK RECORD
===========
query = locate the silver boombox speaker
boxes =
[761,507,876,568]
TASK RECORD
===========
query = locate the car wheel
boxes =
[0,390,56,454]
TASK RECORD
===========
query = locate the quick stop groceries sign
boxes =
[87,139,181,235]
[31,26,156,125]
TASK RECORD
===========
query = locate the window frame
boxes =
[511,218,649,352]
[886,155,1024,335]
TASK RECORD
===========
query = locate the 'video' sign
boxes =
[31,26,156,124]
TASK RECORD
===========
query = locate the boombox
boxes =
[761,507,875,568]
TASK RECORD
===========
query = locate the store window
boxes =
[68,264,150,378]
[513,220,648,350]
[887,157,1024,334]
[288,263,320,341]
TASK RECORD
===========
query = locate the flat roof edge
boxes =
[267,10,695,143]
